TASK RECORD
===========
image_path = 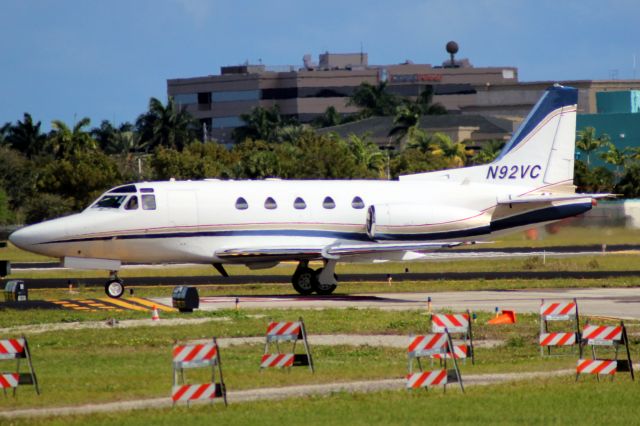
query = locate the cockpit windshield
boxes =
[92,195,128,209]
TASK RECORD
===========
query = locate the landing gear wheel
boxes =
[313,268,337,295]
[105,279,125,298]
[292,267,316,295]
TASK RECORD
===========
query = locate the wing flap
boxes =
[215,241,463,262]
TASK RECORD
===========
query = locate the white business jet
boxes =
[10,85,606,298]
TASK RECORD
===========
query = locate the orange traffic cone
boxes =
[488,310,516,325]
[151,306,160,321]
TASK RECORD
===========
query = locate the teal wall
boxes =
[576,90,640,168]
[596,91,640,113]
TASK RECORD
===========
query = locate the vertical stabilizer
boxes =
[400,85,578,190]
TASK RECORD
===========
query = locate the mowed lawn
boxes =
[9,377,640,426]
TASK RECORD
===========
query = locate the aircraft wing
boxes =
[496,193,613,204]
[215,241,463,262]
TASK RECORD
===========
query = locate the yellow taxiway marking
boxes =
[96,297,149,312]
[126,297,176,312]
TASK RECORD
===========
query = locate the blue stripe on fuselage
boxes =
[37,202,592,246]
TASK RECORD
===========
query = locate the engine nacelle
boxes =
[366,203,491,240]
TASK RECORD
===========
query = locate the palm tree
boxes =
[415,86,447,115]
[137,97,198,151]
[389,103,421,145]
[313,106,342,128]
[576,127,609,166]
[47,117,96,159]
[233,105,287,143]
[599,141,628,179]
[427,132,471,168]
[6,113,46,158]
[472,139,506,164]
[346,133,385,177]
[347,81,399,118]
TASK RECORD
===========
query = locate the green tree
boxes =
[231,139,282,178]
[426,132,471,168]
[347,81,399,118]
[0,187,12,225]
[574,160,614,193]
[415,86,447,115]
[345,133,385,178]
[0,146,37,212]
[615,163,640,197]
[389,103,421,144]
[232,106,290,143]
[47,118,97,159]
[599,141,628,179]
[152,141,234,180]
[6,113,47,158]
[576,127,610,166]
[471,139,506,165]
[38,150,122,210]
[23,193,75,225]
[312,106,342,128]
[136,97,198,151]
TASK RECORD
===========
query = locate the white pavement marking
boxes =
[153,287,640,320]
[0,369,574,419]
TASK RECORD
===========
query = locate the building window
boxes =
[173,93,197,105]
[235,197,248,210]
[142,195,157,210]
[322,196,336,209]
[212,116,244,128]
[351,196,365,209]
[294,197,306,209]
[211,90,260,102]
[264,197,277,209]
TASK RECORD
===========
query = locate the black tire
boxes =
[313,268,337,295]
[105,279,125,298]
[292,267,316,295]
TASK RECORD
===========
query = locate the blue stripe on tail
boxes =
[495,85,578,161]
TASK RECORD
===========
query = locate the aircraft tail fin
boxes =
[400,84,578,189]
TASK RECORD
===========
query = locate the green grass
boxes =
[9,376,640,426]
[0,308,637,412]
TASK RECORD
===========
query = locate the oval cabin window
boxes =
[264,197,277,210]
[294,197,307,209]
[351,196,365,209]
[322,196,336,209]
[235,197,248,210]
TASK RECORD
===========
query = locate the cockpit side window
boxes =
[141,194,157,210]
[125,196,139,210]
[93,195,127,209]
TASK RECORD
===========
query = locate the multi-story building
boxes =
[167,50,518,143]
[167,49,640,145]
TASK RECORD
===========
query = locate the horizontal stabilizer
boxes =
[496,193,614,205]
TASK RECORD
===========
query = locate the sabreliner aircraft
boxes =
[10,85,607,298]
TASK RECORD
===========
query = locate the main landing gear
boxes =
[105,271,125,298]
[291,260,338,296]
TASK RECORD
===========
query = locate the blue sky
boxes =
[1,0,639,130]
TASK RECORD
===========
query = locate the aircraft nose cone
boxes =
[8,226,36,251]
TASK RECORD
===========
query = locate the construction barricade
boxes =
[576,322,634,381]
[0,335,39,396]
[406,331,464,393]
[172,338,227,406]
[539,299,580,357]
[430,311,474,365]
[261,318,314,373]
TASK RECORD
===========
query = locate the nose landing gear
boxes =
[105,271,125,298]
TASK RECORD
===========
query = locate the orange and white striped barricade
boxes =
[539,299,580,357]
[261,317,314,373]
[430,311,474,365]
[576,322,634,381]
[0,335,39,396]
[406,330,464,393]
[172,338,227,406]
